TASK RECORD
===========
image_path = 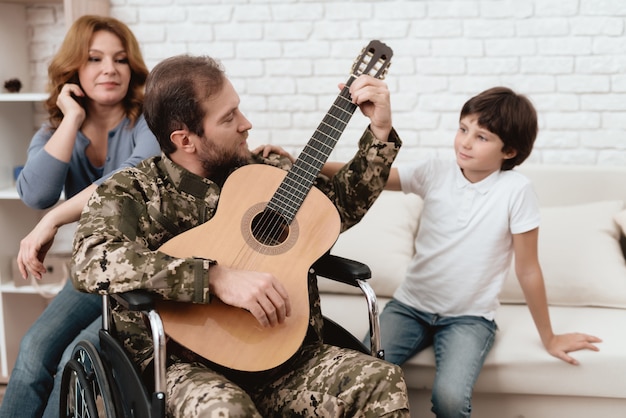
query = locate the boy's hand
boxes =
[546,332,602,365]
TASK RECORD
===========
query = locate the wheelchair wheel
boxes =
[60,340,117,418]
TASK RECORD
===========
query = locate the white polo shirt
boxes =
[394,159,540,320]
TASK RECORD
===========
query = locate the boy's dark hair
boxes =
[460,87,538,170]
[144,54,225,156]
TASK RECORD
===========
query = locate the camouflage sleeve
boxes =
[70,169,211,304]
[314,127,402,231]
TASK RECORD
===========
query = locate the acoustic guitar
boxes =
[157,40,393,372]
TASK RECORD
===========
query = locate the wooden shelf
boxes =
[0,187,19,200]
[0,93,47,102]
[0,0,110,383]
[0,1,61,4]
[0,281,63,295]
[0,187,66,201]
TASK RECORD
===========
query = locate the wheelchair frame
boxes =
[60,253,382,418]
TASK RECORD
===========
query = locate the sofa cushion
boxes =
[320,294,626,400]
[500,200,626,308]
[614,209,626,235]
[405,304,626,399]
[317,190,422,298]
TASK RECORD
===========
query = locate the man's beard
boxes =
[199,141,250,187]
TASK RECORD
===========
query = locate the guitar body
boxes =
[157,164,341,372]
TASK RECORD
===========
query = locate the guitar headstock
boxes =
[350,40,393,80]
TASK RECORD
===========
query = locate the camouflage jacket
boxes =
[71,127,401,370]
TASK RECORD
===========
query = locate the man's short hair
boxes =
[144,55,226,155]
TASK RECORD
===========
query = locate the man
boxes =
[71,54,409,417]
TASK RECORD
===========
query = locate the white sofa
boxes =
[318,164,626,418]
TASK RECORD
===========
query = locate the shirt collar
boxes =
[454,165,501,195]
[159,153,218,200]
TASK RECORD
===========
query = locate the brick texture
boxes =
[25,0,626,165]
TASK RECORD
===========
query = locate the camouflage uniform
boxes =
[72,128,409,417]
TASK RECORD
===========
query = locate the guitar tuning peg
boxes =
[380,62,391,80]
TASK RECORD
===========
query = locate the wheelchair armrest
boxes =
[312,253,384,360]
[106,290,168,395]
[311,253,371,287]
[111,290,156,312]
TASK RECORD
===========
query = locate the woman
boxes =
[0,15,160,418]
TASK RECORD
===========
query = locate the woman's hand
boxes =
[57,83,87,124]
[17,217,58,280]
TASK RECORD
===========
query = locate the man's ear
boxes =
[170,129,195,153]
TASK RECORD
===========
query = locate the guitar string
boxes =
[232,85,357,276]
[227,47,391,276]
[262,87,355,232]
[271,89,356,217]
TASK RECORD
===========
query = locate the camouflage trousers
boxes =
[165,343,409,417]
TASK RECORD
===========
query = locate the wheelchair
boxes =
[59,253,384,418]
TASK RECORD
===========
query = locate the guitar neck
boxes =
[269,75,358,223]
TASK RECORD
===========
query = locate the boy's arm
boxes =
[512,228,602,365]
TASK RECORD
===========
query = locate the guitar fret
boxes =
[269,192,305,219]
[316,122,345,137]
[329,108,355,122]
[301,146,332,162]
[294,158,325,174]
[331,101,356,117]
[276,185,308,204]
[267,41,392,224]
[284,171,316,190]
[306,136,335,151]
[324,113,351,128]
[291,155,327,176]
[281,179,315,202]
[319,119,349,134]
[270,195,301,215]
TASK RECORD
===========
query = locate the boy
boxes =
[375,86,601,417]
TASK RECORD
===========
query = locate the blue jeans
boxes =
[0,280,102,418]
[367,298,497,418]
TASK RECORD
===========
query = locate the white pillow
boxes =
[614,209,626,235]
[317,191,422,298]
[499,200,626,308]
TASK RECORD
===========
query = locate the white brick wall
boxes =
[26,0,626,165]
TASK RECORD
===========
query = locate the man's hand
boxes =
[340,74,392,142]
[545,332,602,365]
[209,264,292,328]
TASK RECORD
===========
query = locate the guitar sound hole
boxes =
[250,209,289,247]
